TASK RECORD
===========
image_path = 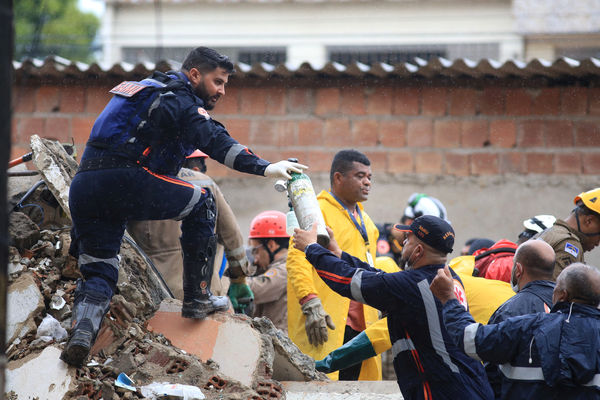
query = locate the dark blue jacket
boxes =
[81,71,269,176]
[305,244,493,400]
[443,298,600,399]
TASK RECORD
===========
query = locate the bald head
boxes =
[554,263,600,307]
[514,239,556,281]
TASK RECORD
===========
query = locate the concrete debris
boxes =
[8,211,40,253]
[7,272,45,344]
[282,381,403,400]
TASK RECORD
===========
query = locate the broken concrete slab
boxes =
[282,381,403,400]
[8,212,40,253]
[5,345,76,400]
[7,273,45,344]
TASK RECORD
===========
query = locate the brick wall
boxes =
[11,80,600,177]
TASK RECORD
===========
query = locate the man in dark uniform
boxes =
[535,188,600,279]
[61,47,306,367]
[292,215,493,400]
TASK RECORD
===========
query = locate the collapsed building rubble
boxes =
[5,136,328,400]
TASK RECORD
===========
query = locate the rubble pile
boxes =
[5,136,327,400]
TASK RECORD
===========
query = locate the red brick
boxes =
[555,153,582,174]
[582,153,600,175]
[72,116,96,145]
[444,153,470,176]
[364,151,387,172]
[279,149,309,166]
[220,118,250,144]
[13,86,36,113]
[35,86,61,112]
[379,120,406,147]
[433,120,461,148]
[340,87,366,116]
[480,87,505,115]
[415,151,442,174]
[287,88,313,114]
[421,87,447,116]
[500,152,525,174]
[471,153,499,175]
[387,151,414,173]
[307,150,336,173]
[217,86,239,115]
[17,117,45,144]
[544,121,574,147]
[266,87,286,115]
[393,87,420,116]
[489,120,516,148]
[461,120,489,147]
[323,118,350,147]
[590,88,600,115]
[526,153,554,174]
[240,88,268,115]
[518,120,544,147]
[352,120,379,146]
[575,122,600,146]
[60,86,86,113]
[505,88,532,116]
[406,119,433,147]
[561,87,588,115]
[448,88,479,116]
[315,88,340,116]
[275,120,297,147]
[366,87,393,115]
[250,119,277,145]
[297,119,324,146]
[85,86,112,114]
[532,88,560,115]
[44,117,71,142]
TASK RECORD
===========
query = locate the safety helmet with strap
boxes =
[249,211,288,264]
[575,188,600,215]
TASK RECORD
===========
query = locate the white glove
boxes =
[301,297,336,346]
[264,160,308,180]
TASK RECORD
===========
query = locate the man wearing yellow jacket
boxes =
[287,149,397,381]
[315,255,515,375]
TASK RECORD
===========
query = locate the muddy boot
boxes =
[181,235,230,319]
[60,280,111,367]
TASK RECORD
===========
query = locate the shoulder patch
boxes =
[453,279,468,310]
[564,242,579,258]
[109,81,148,97]
[197,107,211,120]
[264,269,277,278]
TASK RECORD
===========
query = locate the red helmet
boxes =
[187,150,208,159]
[249,211,289,238]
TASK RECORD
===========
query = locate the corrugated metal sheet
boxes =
[13,55,600,82]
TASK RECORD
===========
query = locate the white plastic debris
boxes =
[50,295,66,310]
[36,314,67,342]
[115,373,136,392]
[140,382,205,400]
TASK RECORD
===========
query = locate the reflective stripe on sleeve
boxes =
[79,254,120,271]
[224,144,246,169]
[392,338,416,358]
[176,185,204,219]
[350,269,367,304]
[499,364,544,381]
[417,279,460,373]
[463,322,482,361]
[584,374,600,387]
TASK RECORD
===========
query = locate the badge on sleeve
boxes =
[453,279,468,310]
[197,107,211,120]
[564,242,579,258]
[109,81,148,97]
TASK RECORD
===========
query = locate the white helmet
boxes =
[403,193,449,222]
[522,215,556,233]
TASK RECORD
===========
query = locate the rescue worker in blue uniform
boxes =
[61,47,306,367]
[292,215,493,400]
[431,262,600,400]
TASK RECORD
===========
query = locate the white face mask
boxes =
[401,246,419,271]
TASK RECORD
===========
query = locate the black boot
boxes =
[181,235,230,319]
[60,280,111,367]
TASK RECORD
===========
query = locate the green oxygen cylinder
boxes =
[286,160,330,247]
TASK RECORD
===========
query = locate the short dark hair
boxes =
[182,47,235,74]
[330,149,370,186]
[515,240,555,280]
[260,237,289,249]
[561,263,600,306]
[575,200,600,219]
[183,157,207,173]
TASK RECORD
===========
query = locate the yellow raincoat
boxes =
[287,190,397,380]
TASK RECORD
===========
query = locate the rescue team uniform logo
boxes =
[453,279,468,310]
[110,81,148,97]
[198,107,211,120]
[564,242,579,258]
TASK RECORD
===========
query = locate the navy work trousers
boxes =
[69,166,214,298]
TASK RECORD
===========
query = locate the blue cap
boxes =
[394,215,455,254]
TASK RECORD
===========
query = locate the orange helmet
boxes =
[249,211,289,238]
[187,150,208,159]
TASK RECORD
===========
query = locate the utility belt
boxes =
[77,156,141,172]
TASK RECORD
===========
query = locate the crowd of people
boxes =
[61,45,600,400]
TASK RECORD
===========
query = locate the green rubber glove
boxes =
[228,282,254,314]
[315,330,376,373]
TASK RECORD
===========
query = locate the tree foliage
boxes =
[15,0,100,62]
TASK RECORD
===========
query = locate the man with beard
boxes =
[292,215,493,399]
[62,47,306,367]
